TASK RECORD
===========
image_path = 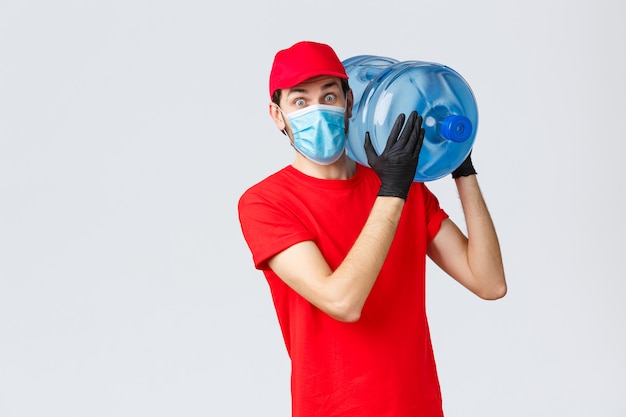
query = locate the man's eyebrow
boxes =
[287,81,341,96]
[321,81,341,90]
[288,87,308,94]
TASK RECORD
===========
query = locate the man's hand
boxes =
[364,111,425,200]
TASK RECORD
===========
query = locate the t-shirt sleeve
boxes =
[238,187,313,271]
[422,185,449,242]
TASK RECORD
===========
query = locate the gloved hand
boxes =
[364,111,425,200]
[451,151,477,178]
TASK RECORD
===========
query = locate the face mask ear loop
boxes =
[276,105,289,136]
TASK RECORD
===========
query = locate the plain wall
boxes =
[1,0,624,416]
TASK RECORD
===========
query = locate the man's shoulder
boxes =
[243,166,289,191]
[238,166,292,209]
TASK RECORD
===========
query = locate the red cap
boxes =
[269,41,348,98]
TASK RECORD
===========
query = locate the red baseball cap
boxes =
[269,41,348,98]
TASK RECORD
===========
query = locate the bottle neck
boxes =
[439,115,473,142]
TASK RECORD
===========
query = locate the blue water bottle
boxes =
[342,55,478,182]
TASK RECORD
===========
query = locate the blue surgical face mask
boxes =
[282,104,347,165]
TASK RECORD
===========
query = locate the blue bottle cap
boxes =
[440,115,473,143]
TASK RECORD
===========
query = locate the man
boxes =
[238,40,506,417]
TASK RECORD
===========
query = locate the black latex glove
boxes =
[451,151,477,178]
[364,111,425,200]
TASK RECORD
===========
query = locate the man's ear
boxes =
[269,103,286,132]
[346,90,354,119]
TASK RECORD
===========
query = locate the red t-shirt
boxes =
[238,164,449,417]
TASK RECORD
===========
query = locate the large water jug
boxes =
[342,55,478,182]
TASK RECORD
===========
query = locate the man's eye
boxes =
[324,94,336,103]
[294,99,306,107]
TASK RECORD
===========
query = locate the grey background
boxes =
[1,0,624,416]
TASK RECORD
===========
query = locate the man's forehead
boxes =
[286,76,342,94]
